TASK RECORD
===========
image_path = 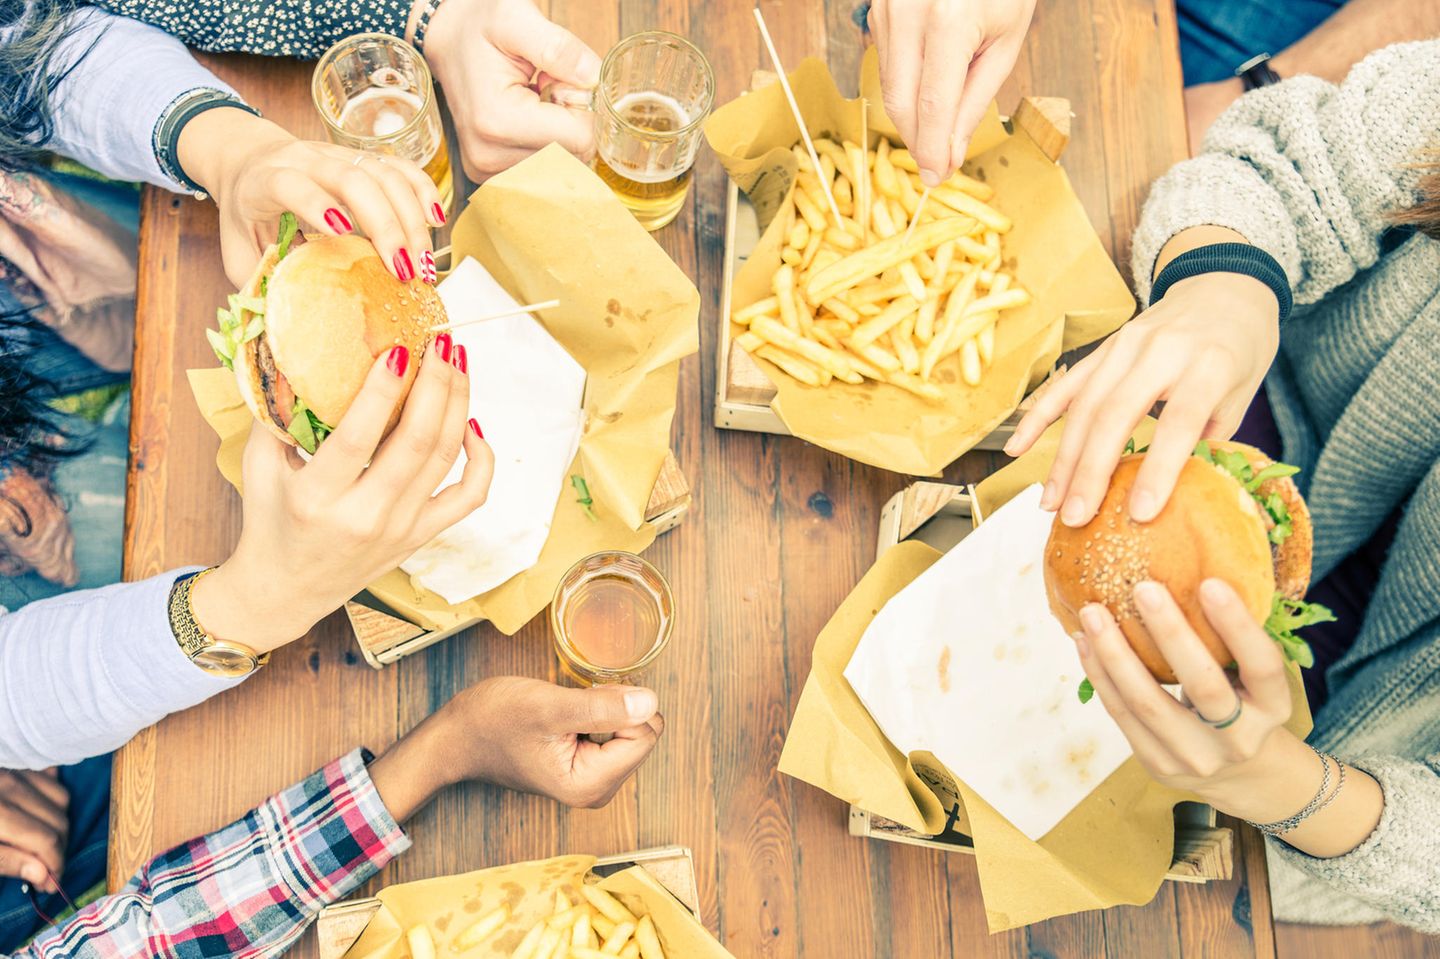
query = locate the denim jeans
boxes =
[1175,0,1349,84]
[0,754,113,953]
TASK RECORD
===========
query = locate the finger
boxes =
[542,685,659,736]
[366,151,446,229]
[261,167,354,242]
[1,773,68,836]
[1073,611,1182,773]
[1061,371,1171,527]
[575,715,663,800]
[241,417,303,496]
[460,140,548,184]
[1199,579,1292,710]
[488,86,595,157]
[400,341,471,511]
[1006,344,1107,460]
[360,161,439,283]
[0,804,65,876]
[912,25,973,185]
[1133,582,1241,723]
[1079,603,1214,752]
[319,156,421,281]
[362,336,456,496]
[1128,371,1228,521]
[417,417,495,538]
[875,1,925,150]
[0,845,49,888]
[304,346,413,487]
[492,4,602,88]
[18,769,68,809]
[947,37,1023,171]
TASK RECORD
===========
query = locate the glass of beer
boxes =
[312,33,454,214]
[592,32,714,231]
[551,550,674,688]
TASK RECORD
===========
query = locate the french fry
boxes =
[978,320,995,365]
[898,260,927,302]
[847,338,902,372]
[844,140,870,237]
[887,370,946,400]
[511,921,548,959]
[893,324,920,375]
[601,921,637,955]
[823,227,859,251]
[787,219,810,250]
[792,289,817,335]
[833,176,853,216]
[620,944,640,959]
[896,166,919,215]
[554,890,571,915]
[635,915,665,959]
[773,265,801,333]
[804,216,975,304]
[733,296,779,326]
[819,152,836,186]
[842,348,887,380]
[931,185,1011,232]
[874,142,900,199]
[891,148,996,199]
[455,906,511,949]
[810,325,843,351]
[959,337,983,386]
[966,287,1030,315]
[735,331,764,353]
[534,927,566,959]
[821,297,860,324]
[752,316,863,383]
[592,913,617,939]
[870,198,898,239]
[793,187,827,232]
[799,230,823,270]
[779,247,801,267]
[582,886,637,927]
[405,924,436,959]
[850,295,918,349]
[573,912,594,947]
[923,267,981,379]
[548,906,587,930]
[570,949,613,959]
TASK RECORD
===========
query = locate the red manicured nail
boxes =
[421,250,437,285]
[323,208,352,233]
[468,418,483,439]
[454,344,468,372]
[387,345,409,377]
[393,248,415,281]
[435,332,453,363]
[432,202,446,225]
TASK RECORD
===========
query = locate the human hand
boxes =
[420,0,600,182]
[368,677,664,821]
[0,769,68,893]
[1006,270,1280,526]
[177,109,444,287]
[869,0,1035,186]
[191,336,493,652]
[1184,77,1244,155]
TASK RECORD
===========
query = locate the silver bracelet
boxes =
[1247,746,1344,836]
[412,0,449,54]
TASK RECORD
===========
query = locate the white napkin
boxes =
[843,484,1134,840]
[399,258,586,603]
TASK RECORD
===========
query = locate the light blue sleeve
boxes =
[45,7,240,191]
[0,570,244,769]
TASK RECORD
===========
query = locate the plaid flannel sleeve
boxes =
[13,749,410,959]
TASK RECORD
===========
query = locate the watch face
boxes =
[192,645,258,677]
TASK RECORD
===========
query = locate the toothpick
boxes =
[752,6,842,228]
[432,299,561,332]
[902,185,933,245]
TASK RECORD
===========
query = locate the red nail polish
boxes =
[393,248,415,281]
[435,332,453,363]
[422,250,437,285]
[468,418,483,439]
[454,344,468,372]
[432,202,446,225]
[387,345,409,377]
[323,208,352,233]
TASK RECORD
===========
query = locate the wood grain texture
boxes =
[109,3,1396,957]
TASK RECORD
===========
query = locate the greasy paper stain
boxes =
[937,645,952,692]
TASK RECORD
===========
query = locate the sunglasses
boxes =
[20,867,78,928]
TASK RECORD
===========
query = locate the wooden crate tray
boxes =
[855,482,1233,884]
[317,845,700,959]
[345,451,691,667]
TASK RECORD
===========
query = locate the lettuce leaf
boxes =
[1264,593,1334,669]
[286,397,334,455]
[1077,678,1095,704]
[1193,441,1297,546]
[570,474,598,522]
[276,211,298,260]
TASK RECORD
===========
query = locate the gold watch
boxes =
[168,568,270,678]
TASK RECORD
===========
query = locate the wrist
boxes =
[190,555,322,653]
[367,717,454,824]
[176,109,290,199]
[1198,730,1322,822]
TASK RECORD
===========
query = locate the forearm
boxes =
[174,107,292,207]
[94,0,412,60]
[1272,0,1440,84]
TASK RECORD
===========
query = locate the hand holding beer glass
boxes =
[592,32,715,231]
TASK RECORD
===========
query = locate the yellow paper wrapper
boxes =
[343,855,733,959]
[188,144,698,635]
[780,417,1314,931]
[703,51,1135,475]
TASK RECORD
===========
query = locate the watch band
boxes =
[154,88,261,198]
[167,568,269,678]
[1235,53,1282,92]
[1149,242,1293,324]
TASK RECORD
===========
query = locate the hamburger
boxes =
[1043,440,1334,695]
[206,214,445,453]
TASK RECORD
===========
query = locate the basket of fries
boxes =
[706,54,1135,475]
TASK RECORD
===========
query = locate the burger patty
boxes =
[254,334,296,429]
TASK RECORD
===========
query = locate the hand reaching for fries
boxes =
[732,136,1028,399]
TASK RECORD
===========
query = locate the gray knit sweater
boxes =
[1131,40,1440,932]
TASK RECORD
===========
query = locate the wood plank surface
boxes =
[110,3,1427,957]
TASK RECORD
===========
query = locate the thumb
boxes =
[494,5,601,88]
[544,685,658,735]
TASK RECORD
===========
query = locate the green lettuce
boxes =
[286,397,334,455]
[570,474,598,522]
[1194,441,1298,546]
[1077,678,1095,704]
[1265,594,1334,669]
[206,294,266,371]
[276,211,298,259]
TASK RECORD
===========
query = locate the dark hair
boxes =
[1392,158,1440,241]
[0,0,87,171]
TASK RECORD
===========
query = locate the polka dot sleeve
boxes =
[92,0,413,60]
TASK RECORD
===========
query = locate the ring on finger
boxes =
[1195,693,1243,730]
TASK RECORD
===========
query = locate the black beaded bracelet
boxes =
[1149,241,1293,324]
[155,88,261,197]
[412,0,449,54]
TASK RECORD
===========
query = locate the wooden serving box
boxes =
[851,481,1234,883]
[316,845,701,959]
[714,94,1073,450]
[343,452,692,667]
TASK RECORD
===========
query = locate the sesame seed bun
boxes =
[1042,449,1298,683]
[233,235,443,448]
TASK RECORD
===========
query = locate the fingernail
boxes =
[468,417,483,439]
[1134,581,1164,612]
[1040,481,1060,510]
[431,202,446,225]
[422,250,437,284]
[1003,435,1020,456]
[453,343,467,372]
[393,248,415,281]
[1075,634,1091,658]
[434,332,453,363]
[387,345,409,377]
[1200,578,1229,604]
[1080,605,1107,636]
[323,207,353,233]
[919,168,942,188]
[1061,494,1088,526]
[1130,489,1157,522]
[624,688,657,720]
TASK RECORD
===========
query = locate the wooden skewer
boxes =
[431,299,561,332]
[859,98,871,237]
[903,185,933,245]
[752,6,842,228]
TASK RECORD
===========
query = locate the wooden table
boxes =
[112,2,1285,957]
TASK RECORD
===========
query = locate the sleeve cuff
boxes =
[259,748,412,913]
